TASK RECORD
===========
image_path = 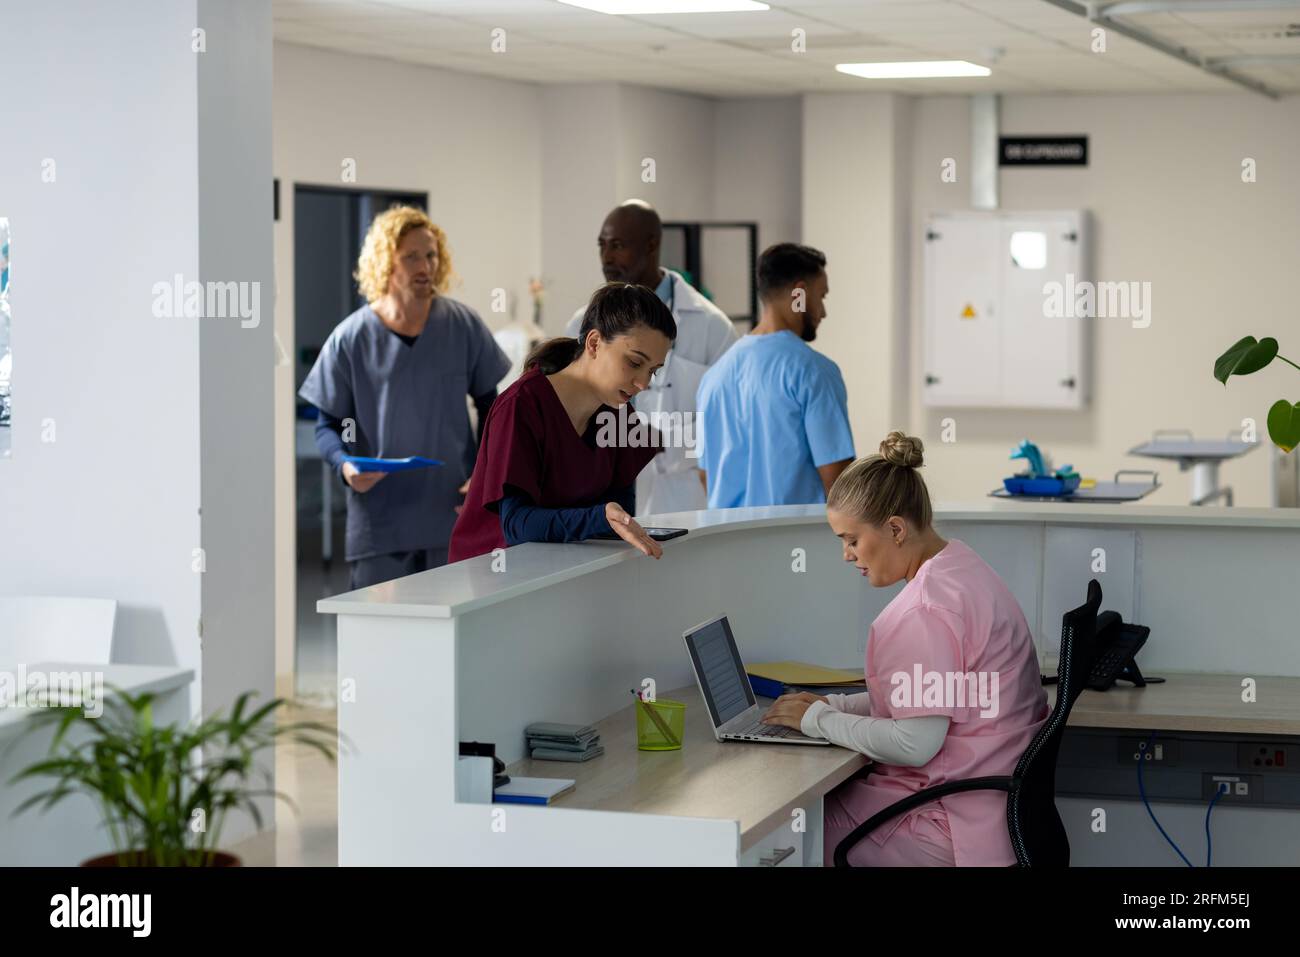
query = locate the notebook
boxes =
[493,777,576,805]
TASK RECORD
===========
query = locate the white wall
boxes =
[540,84,620,335]
[802,93,913,456]
[0,1,276,850]
[714,97,803,254]
[616,86,717,222]
[198,0,276,754]
[908,94,1300,507]
[0,2,203,669]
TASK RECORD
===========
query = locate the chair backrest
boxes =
[0,596,117,664]
[1006,579,1101,867]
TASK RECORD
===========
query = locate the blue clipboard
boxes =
[342,455,442,473]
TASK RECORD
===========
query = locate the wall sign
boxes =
[999,136,1088,167]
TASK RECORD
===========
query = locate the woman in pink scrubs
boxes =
[761,431,1048,866]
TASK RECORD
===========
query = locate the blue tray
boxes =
[1002,475,1081,496]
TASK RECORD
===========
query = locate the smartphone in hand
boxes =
[593,526,688,543]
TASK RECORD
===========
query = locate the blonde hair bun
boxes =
[879,431,924,469]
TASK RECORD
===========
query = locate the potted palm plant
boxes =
[1214,336,1300,452]
[9,687,340,866]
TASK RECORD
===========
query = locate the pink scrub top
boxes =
[856,538,1048,866]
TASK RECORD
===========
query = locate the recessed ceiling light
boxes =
[556,1,770,13]
[836,61,991,79]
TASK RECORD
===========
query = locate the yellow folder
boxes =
[746,661,864,686]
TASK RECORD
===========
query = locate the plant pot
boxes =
[80,850,241,867]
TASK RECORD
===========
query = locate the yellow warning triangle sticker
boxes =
[961,303,976,319]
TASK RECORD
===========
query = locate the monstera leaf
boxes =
[1214,337,1299,453]
[1268,400,1300,453]
[1214,336,1278,384]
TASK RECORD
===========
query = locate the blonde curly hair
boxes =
[354,206,456,302]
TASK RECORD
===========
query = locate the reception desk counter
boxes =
[318,503,1300,866]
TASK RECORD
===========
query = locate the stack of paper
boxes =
[526,721,605,763]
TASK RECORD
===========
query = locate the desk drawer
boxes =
[739,822,803,867]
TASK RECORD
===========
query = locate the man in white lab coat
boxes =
[566,200,738,516]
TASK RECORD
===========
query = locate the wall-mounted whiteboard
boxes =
[923,210,1088,410]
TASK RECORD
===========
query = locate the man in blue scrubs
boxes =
[696,243,854,508]
[300,207,511,589]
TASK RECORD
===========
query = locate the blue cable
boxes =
[1205,782,1226,867]
[1137,730,1194,867]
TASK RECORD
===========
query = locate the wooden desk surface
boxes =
[505,674,1298,852]
[1056,672,1300,736]
[506,686,869,852]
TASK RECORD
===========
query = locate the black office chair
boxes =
[833,579,1102,868]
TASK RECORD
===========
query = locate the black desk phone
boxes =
[1043,609,1162,690]
[1087,610,1159,691]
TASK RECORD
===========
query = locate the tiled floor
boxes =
[230,484,346,866]
[294,465,349,706]
[229,701,339,867]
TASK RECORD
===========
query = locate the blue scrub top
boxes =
[696,330,854,508]
[299,297,511,561]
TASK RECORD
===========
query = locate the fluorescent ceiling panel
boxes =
[835,59,991,78]
[556,1,770,14]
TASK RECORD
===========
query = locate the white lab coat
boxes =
[567,269,738,516]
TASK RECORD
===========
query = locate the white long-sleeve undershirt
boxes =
[800,692,950,767]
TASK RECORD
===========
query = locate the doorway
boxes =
[292,185,427,701]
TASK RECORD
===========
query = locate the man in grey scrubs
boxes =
[300,207,510,589]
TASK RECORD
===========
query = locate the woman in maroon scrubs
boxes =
[448,283,676,563]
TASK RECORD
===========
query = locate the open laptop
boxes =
[683,615,829,746]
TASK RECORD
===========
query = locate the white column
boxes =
[801,93,914,448]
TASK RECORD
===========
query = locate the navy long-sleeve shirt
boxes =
[497,484,636,546]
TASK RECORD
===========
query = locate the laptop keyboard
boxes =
[729,718,804,740]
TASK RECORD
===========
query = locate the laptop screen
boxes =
[685,616,755,728]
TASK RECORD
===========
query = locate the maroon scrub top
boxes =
[448,367,664,562]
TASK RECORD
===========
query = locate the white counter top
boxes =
[316,502,1299,620]
[929,500,1296,528]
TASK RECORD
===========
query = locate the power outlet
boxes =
[1237,742,1296,771]
[1119,737,1179,766]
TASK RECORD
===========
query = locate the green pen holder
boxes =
[635,698,685,751]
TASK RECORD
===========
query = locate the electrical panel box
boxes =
[923,210,1088,410]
